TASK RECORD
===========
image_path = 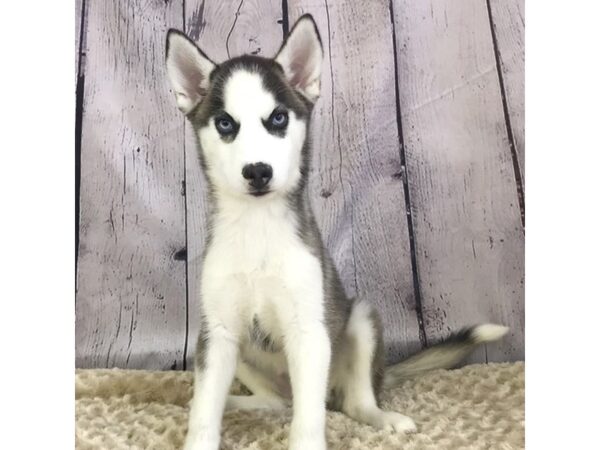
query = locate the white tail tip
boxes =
[471,324,509,343]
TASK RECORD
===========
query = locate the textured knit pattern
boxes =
[75,362,524,449]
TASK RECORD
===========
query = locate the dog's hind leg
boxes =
[226,394,287,410]
[226,359,289,411]
[330,300,417,433]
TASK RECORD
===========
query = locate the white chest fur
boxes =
[200,195,324,339]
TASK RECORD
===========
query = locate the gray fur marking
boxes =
[194,314,209,372]
[249,316,281,353]
[369,306,386,400]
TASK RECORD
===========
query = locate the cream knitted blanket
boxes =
[75,362,524,449]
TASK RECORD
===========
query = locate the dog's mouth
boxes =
[249,190,271,197]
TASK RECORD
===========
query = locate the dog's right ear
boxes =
[275,15,323,102]
[166,30,216,114]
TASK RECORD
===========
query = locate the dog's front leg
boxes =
[184,324,238,450]
[285,322,331,450]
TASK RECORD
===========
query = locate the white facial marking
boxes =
[198,69,306,199]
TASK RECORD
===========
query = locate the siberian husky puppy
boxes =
[165,14,508,450]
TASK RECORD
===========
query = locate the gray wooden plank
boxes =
[392,0,525,362]
[488,0,525,185]
[183,0,284,368]
[75,0,86,271]
[288,0,422,362]
[75,0,187,369]
[75,0,89,80]
[75,0,82,77]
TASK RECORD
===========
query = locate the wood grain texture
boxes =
[488,0,525,184]
[75,0,87,269]
[288,0,422,362]
[392,0,524,362]
[183,0,284,368]
[75,0,187,369]
[75,0,82,77]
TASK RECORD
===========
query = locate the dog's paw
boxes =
[183,440,219,450]
[289,437,326,450]
[183,431,220,450]
[288,427,327,450]
[376,411,417,433]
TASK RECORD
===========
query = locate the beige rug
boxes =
[75,362,524,449]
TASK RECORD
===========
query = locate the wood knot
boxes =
[173,248,187,261]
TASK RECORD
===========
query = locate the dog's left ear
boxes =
[275,15,323,102]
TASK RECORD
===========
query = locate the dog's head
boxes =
[165,15,323,199]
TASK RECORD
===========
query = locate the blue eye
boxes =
[215,116,235,135]
[271,111,288,128]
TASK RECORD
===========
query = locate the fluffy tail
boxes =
[383,324,509,389]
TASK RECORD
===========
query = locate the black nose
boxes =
[242,163,273,190]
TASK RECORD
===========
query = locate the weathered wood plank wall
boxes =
[76,0,188,369]
[392,0,524,362]
[75,0,525,369]
[488,0,525,217]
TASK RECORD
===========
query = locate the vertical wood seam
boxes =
[388,0,427,349]
[281,0,289,36]
[182,128,190,371]
[75,0,87,282]
[182,0,190,371]
[485,0,525,227]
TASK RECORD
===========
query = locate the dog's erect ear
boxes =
[166,30,216,114]
[275,15,323,102]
